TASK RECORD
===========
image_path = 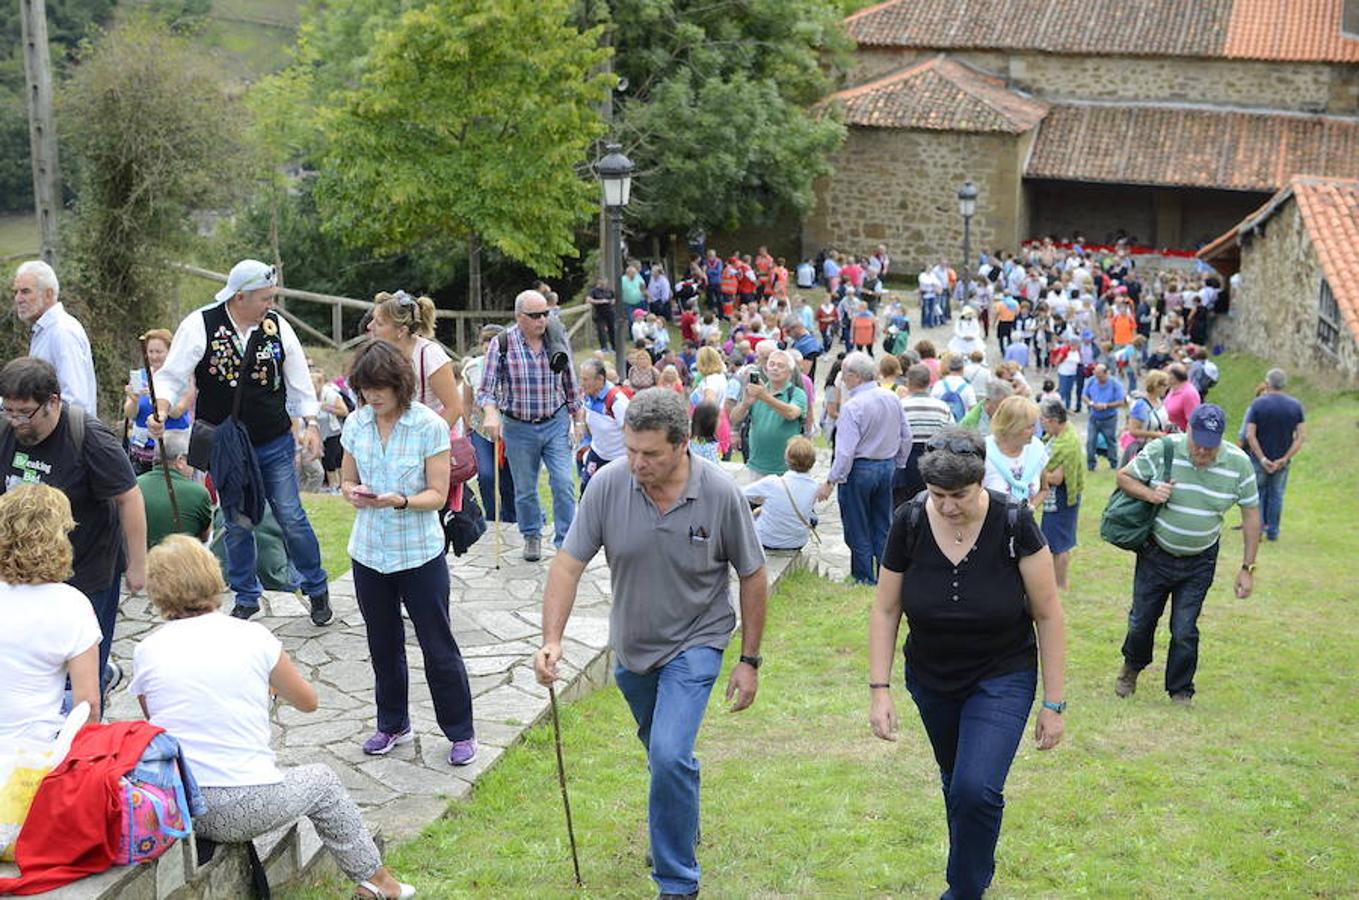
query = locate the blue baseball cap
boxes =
[1188,403,1226,449]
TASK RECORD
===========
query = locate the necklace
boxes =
[953,529,964,545]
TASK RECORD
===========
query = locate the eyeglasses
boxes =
[924,435,984,457]
[520,310,550,320]
[1,402,46,423]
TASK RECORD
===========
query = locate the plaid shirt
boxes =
[475,326,580,421]
[341,403,450,574]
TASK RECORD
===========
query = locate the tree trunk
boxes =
[468,232,483,311]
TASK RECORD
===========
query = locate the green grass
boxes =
[0,214,38,259]
[300,493,355,580]
[282,353,1358,897]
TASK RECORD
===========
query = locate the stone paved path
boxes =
[105,454,850,847]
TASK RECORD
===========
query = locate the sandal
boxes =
[354,880,416,899]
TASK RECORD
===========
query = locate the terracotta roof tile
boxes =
[1025,105,1359,191]
[847,0,1359,62]
[1292,177,1359,341]
[1224,0,1359,62]
[827,56,1049,133]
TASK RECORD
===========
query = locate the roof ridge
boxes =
[826,54,946,103]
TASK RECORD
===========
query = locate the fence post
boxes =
[332,300,343,347]
[455,317,466,358]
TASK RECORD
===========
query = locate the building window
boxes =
[1318,279,1340,355]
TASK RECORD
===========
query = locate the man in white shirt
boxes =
[13,260,98,415]
[577,358,630,493]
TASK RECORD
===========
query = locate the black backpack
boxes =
[894,488,1024,572]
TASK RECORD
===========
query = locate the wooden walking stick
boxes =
[493,436,503,569]
[140,334,181,533]
[548,683,583,886]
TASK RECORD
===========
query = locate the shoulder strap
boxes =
[1160,434,1176,483]
[778,475,820,545]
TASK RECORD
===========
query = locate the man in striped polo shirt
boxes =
[1112,403,1261,706]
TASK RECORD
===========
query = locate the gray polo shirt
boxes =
[563,452,766,674]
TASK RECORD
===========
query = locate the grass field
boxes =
[0,214,38,259]
[280,354,1359,898]
[300,493,355,580]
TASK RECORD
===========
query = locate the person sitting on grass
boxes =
[128,535,417,900]
[741,436,821,551]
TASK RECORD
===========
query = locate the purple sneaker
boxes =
[448,738,478,766]
[361,728,413,756]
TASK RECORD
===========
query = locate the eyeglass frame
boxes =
[519,309,550,320]
[1,397,53,423]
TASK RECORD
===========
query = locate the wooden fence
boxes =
[172,263,593,358]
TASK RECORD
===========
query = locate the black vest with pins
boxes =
[193,305,291,445]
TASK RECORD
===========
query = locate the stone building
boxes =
[805,0,1359,272]
[1198,175,1359,386]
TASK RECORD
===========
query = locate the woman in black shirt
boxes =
[867,428,1067,900]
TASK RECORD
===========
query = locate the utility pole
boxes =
[19,0,61,265]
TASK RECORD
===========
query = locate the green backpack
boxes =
[1099,437,1176,551]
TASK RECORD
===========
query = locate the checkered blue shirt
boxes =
[341,402,450,573]
[474,326,580,421]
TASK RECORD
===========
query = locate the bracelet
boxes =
[868,682,890,690]
[397,494,409,510]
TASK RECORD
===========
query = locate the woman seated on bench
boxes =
[128,535,415,899]
[0,484,101,740]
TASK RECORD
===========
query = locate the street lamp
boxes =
[957,180,978,292]
[597,143,634,377]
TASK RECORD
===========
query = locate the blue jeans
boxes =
[1086,415,1119,470]
[1251,459,1290,540]
[615,646,724,896]
[87,576,123,699]
[223,432,329,610]
[501,408,575,545]
[1057,373,1077,410]
[1121,541,1218,696]
[907,667,1037,900]
[353,553,474,742]
[838,457,895,584]
[471,430,516,524]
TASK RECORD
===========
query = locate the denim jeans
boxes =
[907,667,1037,900]
[1086,416,1119,470]
[594,316,615,352]
[470,430,516,524]
[87,575,123,699]
[501,408,575,545]
[1057,373,1077,410]
[1072,369,1087,411]
[615,646,724,896]
[1251,459,1290,539]
[838,457,895,584]
[1121,541,1219,696]
[223,432,328,610]
[353,553,474,742]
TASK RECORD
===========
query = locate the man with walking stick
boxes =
[535,388,768,899]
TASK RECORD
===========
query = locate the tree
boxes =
[601,0,850,235]
[310,0,611,287]
[59,16,250,415]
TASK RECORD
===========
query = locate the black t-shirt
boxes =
[0,406,137,594]
[882,490,1046,698]
[587,287,615,320]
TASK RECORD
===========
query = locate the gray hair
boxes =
[623,388,689,446]
[987,378,1015,402]
[514,289,547,315]
[782,316,802,333]
[1039,397,1067,424]
[841,351,876,382]
[946,353,966,373]
[1265,368,1287,390]
[580,358,606,381]
[766,349,794,371]
[917,427,986,490]
[161,428,190,461]
[15,260,59,301]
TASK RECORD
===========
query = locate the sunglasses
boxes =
[520,310,550,320]
[924,436,984,457]
[393,290,416,307]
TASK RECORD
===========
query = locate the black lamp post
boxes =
[597,143,634,378]
[957,180,978,289]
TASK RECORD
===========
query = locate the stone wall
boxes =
[852,49,1358,114]
[802,128,1027,272]
[1232,200,1359,385]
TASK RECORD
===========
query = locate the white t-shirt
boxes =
[742,471,819,550]
[411,337,453,419]
[0,582,101,743]
[983,437,1050,502]
[128,614,283,788]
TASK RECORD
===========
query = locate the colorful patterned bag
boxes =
[113,732,197,866]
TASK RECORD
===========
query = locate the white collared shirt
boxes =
[154,302,319,419]
[29,302,98,415]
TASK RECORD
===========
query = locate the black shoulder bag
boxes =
[188,331,256,472]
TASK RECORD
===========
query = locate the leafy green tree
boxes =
[59,16,250,415]
[601,0,850,234]
[310,0,611,279]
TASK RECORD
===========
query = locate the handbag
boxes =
[442,490,487,556]
[1099,437,1176,551]
[188,330,257,472]
[419,343,477,487]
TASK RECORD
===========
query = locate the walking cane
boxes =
[140,334,182,533]
[493,436,503,569]
[548,683,583,886]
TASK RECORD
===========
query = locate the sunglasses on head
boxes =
[520,310,550,320]
[393,290,416,307]
[924,436,984,457]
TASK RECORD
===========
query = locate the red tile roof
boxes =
[1024,104,1359,191]
[827,56,1049,133]
[846,0,1359,63]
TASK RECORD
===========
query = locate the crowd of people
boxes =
[0,237,1309,898]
